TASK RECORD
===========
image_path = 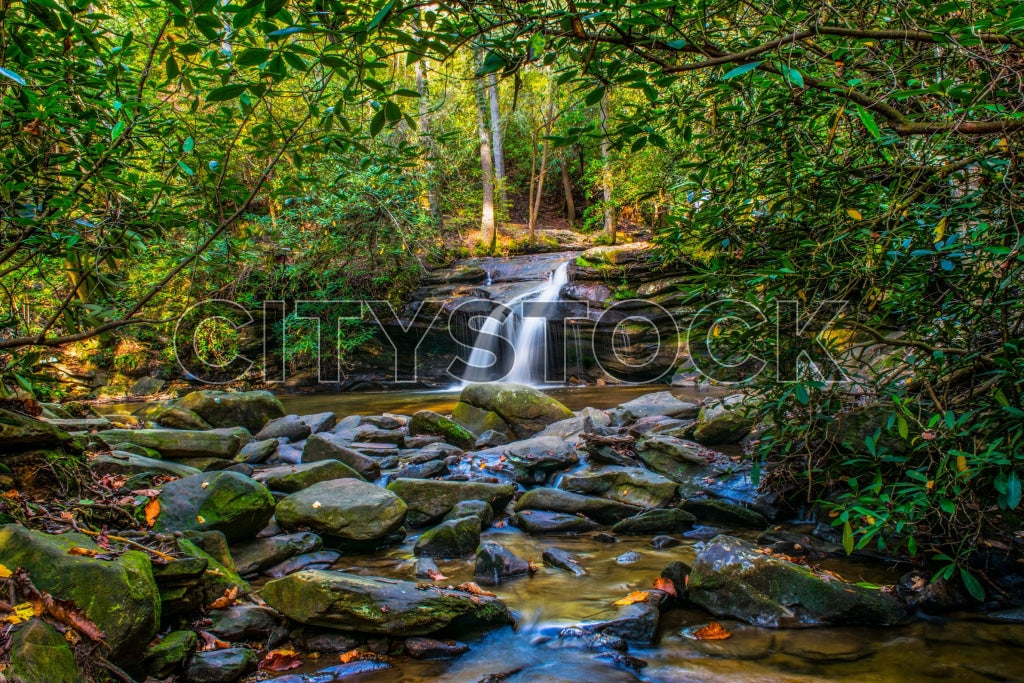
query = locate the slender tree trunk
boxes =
[415,54,441,228]
[561,154,575,229]
[528,78,556,244]
[600,91,615,244]
[475,53,496,252]
[527,127,538,244]
[487,73,507,216]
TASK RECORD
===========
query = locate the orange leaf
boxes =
[614,591,651,606]
[426,568,448,581]
[456,582,496,597]
[197,631,230,651]
[143,498,160,527]
[339,648,382,664]
[259,648,303,672]
[693,622,732,640]
[652,576,677,597]
[67,547,99,557]
[208,586,239,610]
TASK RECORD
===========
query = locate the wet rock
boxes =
[543,547,587,576]
[409,410,476,448]
[264,551,341,578]
[334,415,363,432]
[129,376,166,396]
[154,471,275,542]
[414,516,482,558]
[143,630,197,679]
[91,451,202,479]
[593,532,619,544]
[687,535,910,627]
[558,466,678,509]
[289,627,360,652]
[477,436,579,484]
[176,390,285,434]
[7,619,81,682]
[231,532,322,576]
[404,434,444,449]
[681,498,768,528]
[299,411,337,434]
[99,428,245,460]
[255,414,312,442]
[208,605,282,641]
[176,534,251,605]
[475,540,530,585]
[139,404,211,430]
[612,508,696,535]
[362,414,406,430]
[635,436,713,482]
[387,478,515,526]
[511,510,600,535]
[896,571,968,614]
[660,560,691,599]
[185,647,258,683]
[302,434,381,480]
[275,479,407,544]
[0,409,79,453]
[474,429,509,449]
[536,407,611,442]
[775,628,879,662]
[405,637,469,659]
[415,557,442,579]
[444,499,494,528]
[651,535,681,549]
[395,459,449,479]
[682,621,774,660]
[261,569,512,635]
[581,597,660,644]
[616,551,643,565]
[454,383,574,439]
[627,415,688,438]
[0,525,159,660]
[515,487,642,524]
[353,425,406,444]
[255,460,363,493]
[692,396,755,445]
[608,391,699,426]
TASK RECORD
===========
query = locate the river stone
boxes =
[693,397,755,445]
[510,510,599,535]
[473,430,508,449]
[608,391,699,426]
[0,525,159,660]
[395,459,449,480]
[185,647,258,683]
[581,598,660,644]
[635,436,713,482]
[236,438,278,464]
[687,535,910,627]
[404,637,470,659]
[451,401,513,441]
[404,434,444,449]
[387,478,515,526]
[208,605,282,641]
[444,499,494,528]
[475,541,530,585]
[302,434,381,480]
[300,412,337,434]
[265,551,341,578]
[7,620,81,683]
[91,451,202,479]
[482,435,579,484]
[535,407,610,442]
[155,471,275,542]
[138,404,212,430]
[542,547,587,575]
[275,479,407,542]
[617,551,643,565]
[99,428,245,460]
[261,570,512,634]
[682,498,768,528]
[143,630,198,679]
[231,532,323,576]
[176,535,251,605]
[612,508,696,535]
[558,466,678,509]
[0,408,76,452]
[255,459,363,493]
[455,383,574,438]
[414,516,481,558]
[255,414,311,442]
[176,389,285,433]
[409,410,476,449]
[515,487,642,524]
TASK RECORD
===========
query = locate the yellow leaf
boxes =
[614,591,650,606]
[956,455,969,473]
[847,208,863,220]
[144,498,160,528]
[0,563,11,579]
[693,621,732,640]
[3,602,35,625]
[933,217,947,243]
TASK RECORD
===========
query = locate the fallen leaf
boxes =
[527,560,538,574]
[201,481,210,489]
[652,576,677,597]
[339,648,382,664]
[456,582,496,597]
[614,591,651,606]
[426,569,448,581]
[259,648,303,672]
[97,527,110,550]
[131,489,160,498]
[198,631,230,651]
[208,586,239,610]
[1,490,19,500]
[693,622,732,640]
[312,501,322,509]
[0,563,11,579]
[2,602,34,624]
[68,546,100,557]
[144,498,160,527]
[196,514,205,524]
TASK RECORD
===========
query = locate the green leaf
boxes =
[182,136,194,153]
[383,100,401,122]
[785,67,804,87]
[369,108,386,137]
[367,0,397,31]
[584,86,606,107]
[722,62,761,79]
[0,66,26,86]
[475,51,506,77]
[959,568,985,601]
[207,84,248,102]
[177,160,194,176]
[794,383,809,405]
[855,104,882,139]
[1007,471,1022,509]
[237,48,271,66]
[264,0,287,18]
[842,520,854,555]
[111,120,125,141]
[393,88,420,98]
[897,416,909,439]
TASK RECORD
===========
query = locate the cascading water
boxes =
[461,261,570,386]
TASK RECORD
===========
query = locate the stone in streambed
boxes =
[236,438,278,464]
[231,532,322,576]
[409,410,477,449]
[154,471,275,542]
[99,428,245,460]
[175,389,285,433]
[475,540,530,585]
[454,383,573,439]
[254,459,363,492]
[608,391,699,426]
[558,466,678,509]
[681,498,768,528]
[510,510,599,535]
[255,414,311,442]
[207,605,282,641]
[515,487,641,524]
[612,508,696,535]
[299,411,337,434]
[184,647,258,683]
[476,436,578,484]
[387,478,515,526]
[301,434,380,480]
[542,547,587,576]
[635,435,713,482]
[414,516,481,558]
[692,396,755,445]
[91,451,201,479]
[395,459,449,479]
[617,551,643,565]
[7,619,81,683]
[275,479,406,544]
[405,637,469,659]
[444,499,494,528]
[261,569,512,635]
[264,551,341,578]
[143,630,198,679]
[176,535,251,606]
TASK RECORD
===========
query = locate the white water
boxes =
[461,261,570,386]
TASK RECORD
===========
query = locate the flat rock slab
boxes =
[387,478,515,527]
[275,479,406,543]
[99,428,245,459]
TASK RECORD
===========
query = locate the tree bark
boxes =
[528,75,556,244]
[600,91,616,244]
[487,73,507,216]
[415,53,442,228]
[475,52,497,252]
[561,153,575,229]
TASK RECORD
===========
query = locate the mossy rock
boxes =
[386,478,515,527]
[455,383,573,439]
[681,498,768,528]
[611,508,696,535]
[254,459,363,493]
[275,479,407,543]
[142,630,198,679]
[408,410,476,449]
[451,402,511,441]
[175,390,285,433]
[7,620,81,683]
[0,408,77,453]
[154,471,275,542]
[413,516,481,558]
[176,536,250,605]
[98,429,245,460]
[0,525,159,660]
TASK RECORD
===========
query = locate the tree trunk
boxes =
[600,92,615,244]
[561,154,575,229]
[528,77,556,244]
[487,73,507,216]
[415,53,441,228]
[475,53,496,252]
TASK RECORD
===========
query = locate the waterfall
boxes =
[461,261,570,386]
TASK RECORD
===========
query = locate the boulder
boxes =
[261,570,512,635]
[635,436,714,482]
[264,551,340,578]
[7,620,81,683]
[302,434,381,480]
[609,392,699,425]
[0,525,159,660]
[129,376,166,397]
[99,429,244,460]
[542,548,587,576]
[184,647,258,683]
[231,532,322,576]
[404,637,469,659]
[473,430,508,449]
[477,436,579,484]
[299,412,337,434]
[91,451,201,479]
[558,466,678,509]
[136,404,211,430]
[275,479,406,543]
[408,410,476,449]
[387,478,515,527]
[443,499,494,528]
[578,596,661,644]
[611,508,696,535]
[175,390,285,433]
[395,459,449,480]
[143,630,197,679]
[534,408,610,442]
[413,516,482,558]
[475,541,530,585]
[176,534,251,605]
[682,498,768,528]
[0,408,76,452]
[454,383,573,439]
[254,460,363,493]
[154,472,275,542]
[236,439,277,464]
[207,605,282,641]
[254,414,311,442]
[515,487,642,524]
[687,535,909,627]
[693,396,755,445]
[511,510,599,535]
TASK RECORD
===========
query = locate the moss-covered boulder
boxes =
[0,525,160,660]
[275,479,406,543]
[386,478,515,527]
[254,460,363,493]
[154,471,275,542]
[611,508,696,535]
[176,535,251,605]
[261,569,512,635]
[454,383,573,439]
[413,516,481,558]
[477,436,578,484]
[7,620,81,683]
[142,630,197,679]
[302,434,381,480]
[175,390,285,433]
[682,498,768,528]
[135,404,212,430]
[0,408,76,453]
[635,435,713,482]
[408,410,476,448]
[91,451,201,479]
[687,535,909,627]
[98,428,245,460]
[558,466,678,509]
[515,487,642,524]
[692,397,755,446]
